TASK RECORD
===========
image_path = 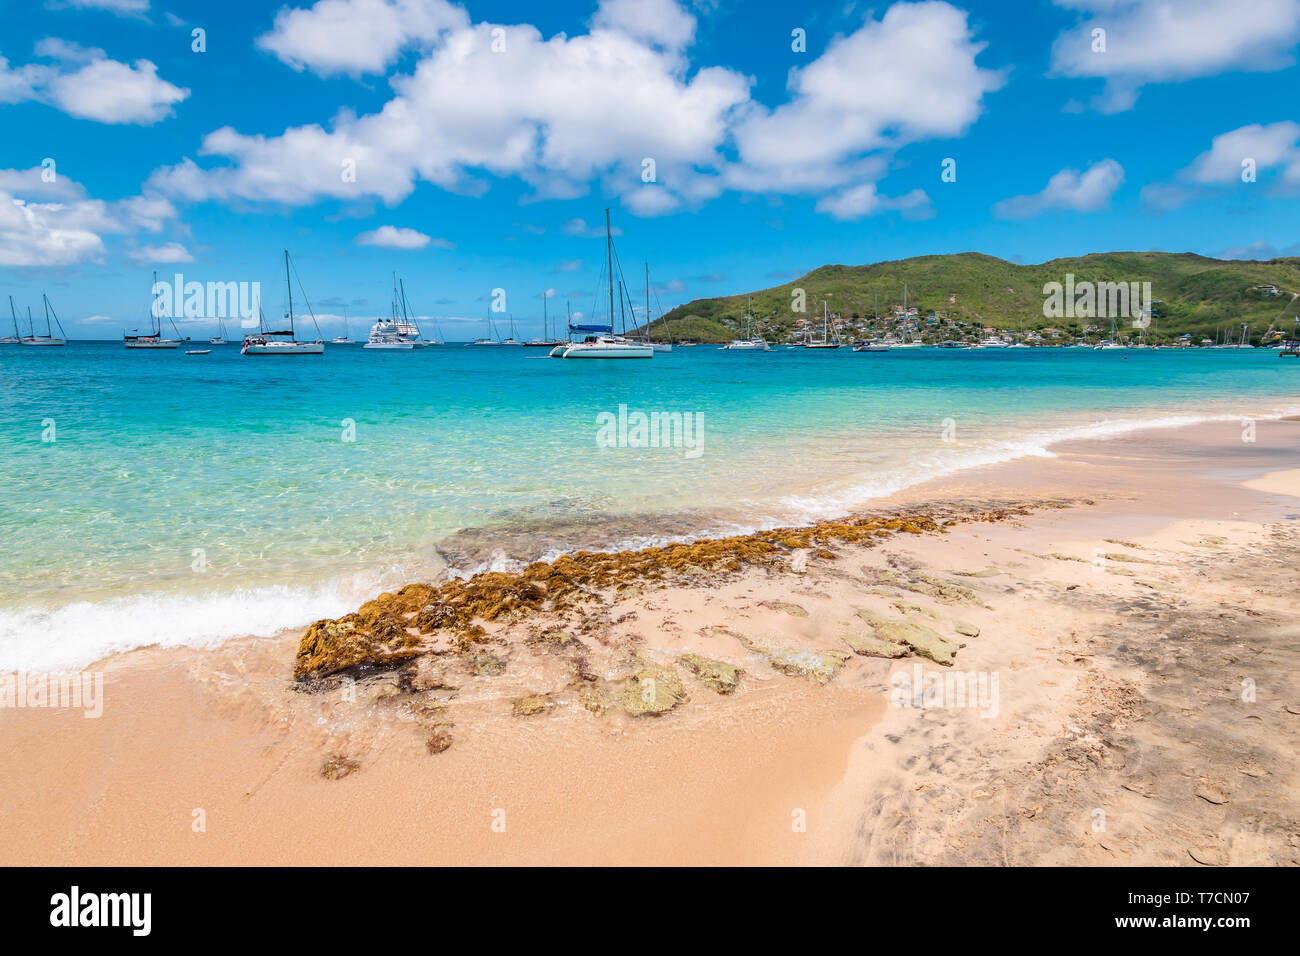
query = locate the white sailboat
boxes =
[555,210,653,359]
[806,300,841,349]
[23,295,68,346]
[499,314,523,346]
[525,295,566,348]
[854,290,890,351]
[126,272,183,348]
[642,264,672,352]
[720,296,770,350]
[331,307,351,344]
[241,251,325,355]
[2,297,24,344]
[397,276,440,345]
[210,315,227,345]
[469,313,509,346]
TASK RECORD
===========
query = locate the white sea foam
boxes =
[0,578,378,674]
[773,410,1282,523]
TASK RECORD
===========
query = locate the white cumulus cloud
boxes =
[0,39,188,124]
[993,159,1124,219]
[355,224,447,249]
[257,0,469,77]
[152,1,1001,221]
[1050,0,1300,112]
[0,166,181,266]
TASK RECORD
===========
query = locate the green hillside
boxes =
[646,252,1300,346]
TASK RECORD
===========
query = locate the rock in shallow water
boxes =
[679,653,743,693]
[512,693,554,717]
[578,659,686,716]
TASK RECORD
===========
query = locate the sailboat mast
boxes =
[284,250,295,337]
[9,295,19,339]
[645,262,651,344]
[543,293,547,339]
[43,294,52,337]
[605,207,614,335]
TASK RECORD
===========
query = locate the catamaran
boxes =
[241,251,325,355]
[552,210,653,359]
[23,294,68,346]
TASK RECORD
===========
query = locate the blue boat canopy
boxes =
[569,323,612,333]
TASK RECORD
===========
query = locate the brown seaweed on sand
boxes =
[293,506,1030,683]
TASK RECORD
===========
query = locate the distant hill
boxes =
[645,252,1300,345]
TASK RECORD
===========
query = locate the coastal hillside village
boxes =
[650,252,1300,348]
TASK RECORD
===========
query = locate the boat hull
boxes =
[560,342,653,358]
[21,338,66,346]
[241,342,325,355]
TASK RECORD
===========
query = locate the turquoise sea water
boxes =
[2,341,1297,670]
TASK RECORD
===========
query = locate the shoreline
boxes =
[3,393,1299,675]
[2,416,1299,864]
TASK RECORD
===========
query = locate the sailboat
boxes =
[641,264,672,352]
[241,251,325,355]
[124,273,183,348]
[855,289,891,352]
[891,285,924,348]
[499,313,523,346]
[402,281,443,345]
[23,294,68,346]
[396,277,439,345]
[720,297,770,350]
[210,315,227,345]
[525,295,566,348]
[2,297,23,344]
[470,314,505,346]
[331,307,351,344]
[553,210,653,359]
[806,300,841,349]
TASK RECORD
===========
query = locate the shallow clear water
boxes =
[2,341,1296,670]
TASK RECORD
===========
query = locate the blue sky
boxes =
[2,0,1299,339]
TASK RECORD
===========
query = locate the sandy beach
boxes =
[3,416,1298,866]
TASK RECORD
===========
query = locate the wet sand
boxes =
[2,417,1299,865]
